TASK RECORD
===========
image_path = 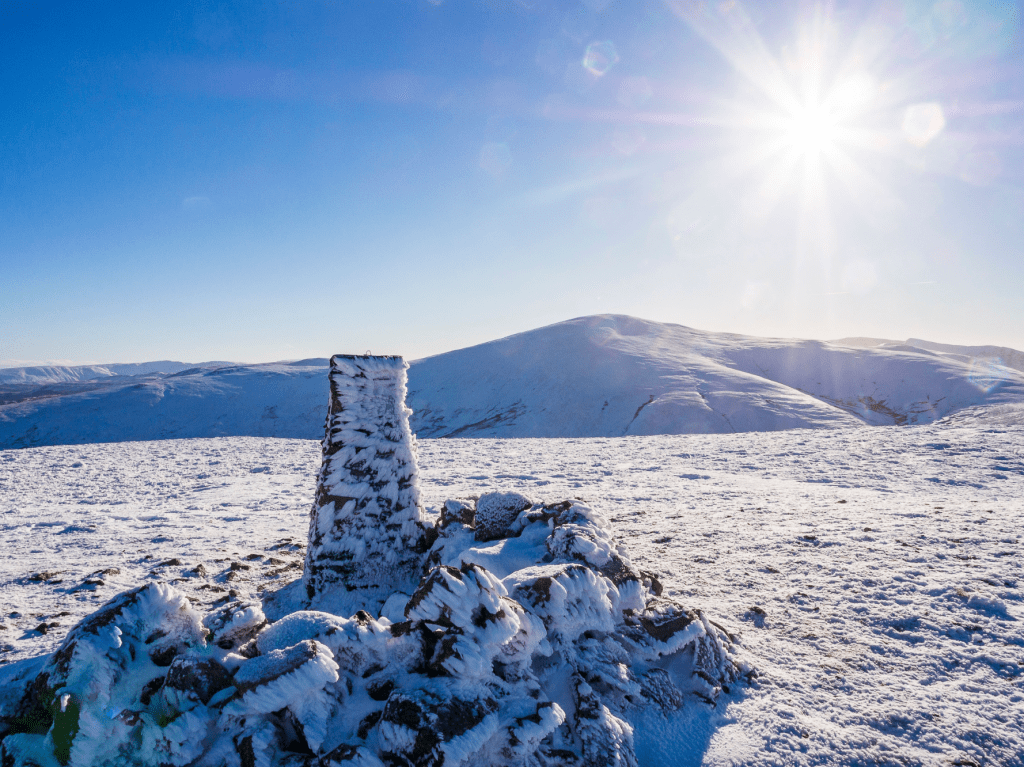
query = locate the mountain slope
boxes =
[832,337,1024,374]
[0,364,328,448]
[1,316,1022,448]
[406,315,1024,437]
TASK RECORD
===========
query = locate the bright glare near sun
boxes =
[781,71,878,155]
[784,103,840,153]
[662,0,929,263]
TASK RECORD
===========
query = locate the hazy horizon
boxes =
[3,311,1024,371]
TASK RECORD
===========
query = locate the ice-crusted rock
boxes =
[437,499,475,530]
[18,583,207,766]
[203,599,267,653]
[304,355,431,613]
[474,491,531,541]
[574,678,638,767]
[162,654,234,707]
[0,494,749,767]
[256,609,418,683]
[404,563,526,680]
[378,688,500,767]
[225,639,340,753]
[505,563,618,644]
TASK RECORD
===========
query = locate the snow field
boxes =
[0,423,1022,765]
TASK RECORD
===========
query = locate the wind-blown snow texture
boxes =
[0,479,744,764]
[3,316,1024,448]
[833,336,1024,374]
[1,422,1021,765]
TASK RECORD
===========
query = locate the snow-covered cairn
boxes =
[304,355,430,612]
[0,356,751,767]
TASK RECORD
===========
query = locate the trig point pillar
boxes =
[303,355,429,609]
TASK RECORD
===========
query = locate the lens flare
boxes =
[582,40,619,76]
[968,357,1010,393]
[902,103,946,147]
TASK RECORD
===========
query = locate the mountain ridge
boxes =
[1,315,1022,448]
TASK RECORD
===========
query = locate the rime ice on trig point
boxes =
[303,354,430,610]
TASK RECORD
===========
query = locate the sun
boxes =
[784,103,839,154]
[664,1,905,238]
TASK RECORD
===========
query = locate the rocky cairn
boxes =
[0,355,750,767]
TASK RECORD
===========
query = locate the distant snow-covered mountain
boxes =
[1,315,1022,448]
[831,337,1024,374]
[0,360,234,384]
[407,315,1024,437]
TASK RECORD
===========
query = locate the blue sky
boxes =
[2,0,1022,365]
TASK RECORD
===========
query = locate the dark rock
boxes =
[164,656,233,705]
[405,565,463,623]
[203,600,267,652]
[379,690,498,767]
[139,676,164,706]
[367,679,395,702]
[149,646,178,667]
[539,748,580,765]
[638,668,683,710]
[574,677,636,767]
[639,570,663,597]
[357,711,382,739]
[438,499,475,530]
[598,555,642,588]
[638,598,697,643]
[744,606,767,629]
[475,492,531,542]
[233,641,321,694]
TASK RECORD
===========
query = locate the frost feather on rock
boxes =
[21,583,207,767]
[474,491,532,542]
[204,599,267,653]
[9,493,737,766]
[226,639,339,752]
